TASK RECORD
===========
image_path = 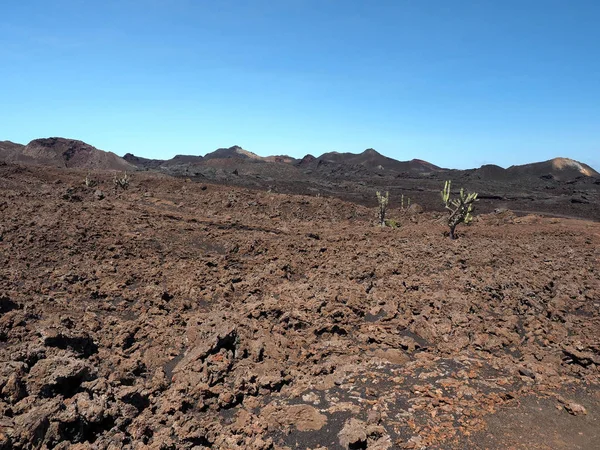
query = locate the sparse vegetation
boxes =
[441,180,478,239]
[376,192,411,227]
[384,218,399,228]
[376,191,389,226]
[400,193,411,214]
[84,172,97,188]
[113,171,130,191]
[2,165,599,449]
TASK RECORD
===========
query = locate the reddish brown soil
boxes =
[1,164,599,449]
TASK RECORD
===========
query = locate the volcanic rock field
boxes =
[0,163,599,449]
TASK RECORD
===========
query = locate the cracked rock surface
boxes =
[0,164,599,449]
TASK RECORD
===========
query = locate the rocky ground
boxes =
[0,163,599,449]
[130,153,600,221]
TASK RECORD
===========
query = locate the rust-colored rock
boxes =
[0,163,598,449]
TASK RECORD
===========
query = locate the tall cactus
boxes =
[441,180,478,239]
[376,191,389,227]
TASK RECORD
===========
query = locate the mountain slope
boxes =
[507,157,600,180]
[0,141,26,162]
[122,153,165,170]
[203,146,263,161]
[3,138,598,184]
[317,148,442,172]
[0,138,135,171]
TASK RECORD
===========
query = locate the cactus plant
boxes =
[376,191,389,227]
[441,180,478,239]
[400,194,411,214]
[113,172,130,192]
[84,172,97,188]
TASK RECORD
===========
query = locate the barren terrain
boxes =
[119,150,600,223]
[1,163,599,449]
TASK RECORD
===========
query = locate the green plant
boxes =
[400,194,411,214]
[84,172,97,188]
[441,180,477,239]
[376,191,389,226]
[113,172,130,191]
[384,218,399,228]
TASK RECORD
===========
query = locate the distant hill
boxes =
[0,141,26,161]
[507,158,600,180]
[123,153,166,170]
[316,148,442,173]
[124,145,301,173]
[462,164,511,182]
[264,155,298,164]
[296,154,317,167]
[0,138,135,171]
[203,146,263,161]
[123,153,205,169]
[124,146,267,171]
[3,138,598,185]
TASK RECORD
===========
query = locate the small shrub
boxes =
[441,180,478,239]
[113,172,130,192]
[384,218,399,228]
[84,173,97,188]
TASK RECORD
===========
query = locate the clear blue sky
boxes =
[1,0,599,170]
